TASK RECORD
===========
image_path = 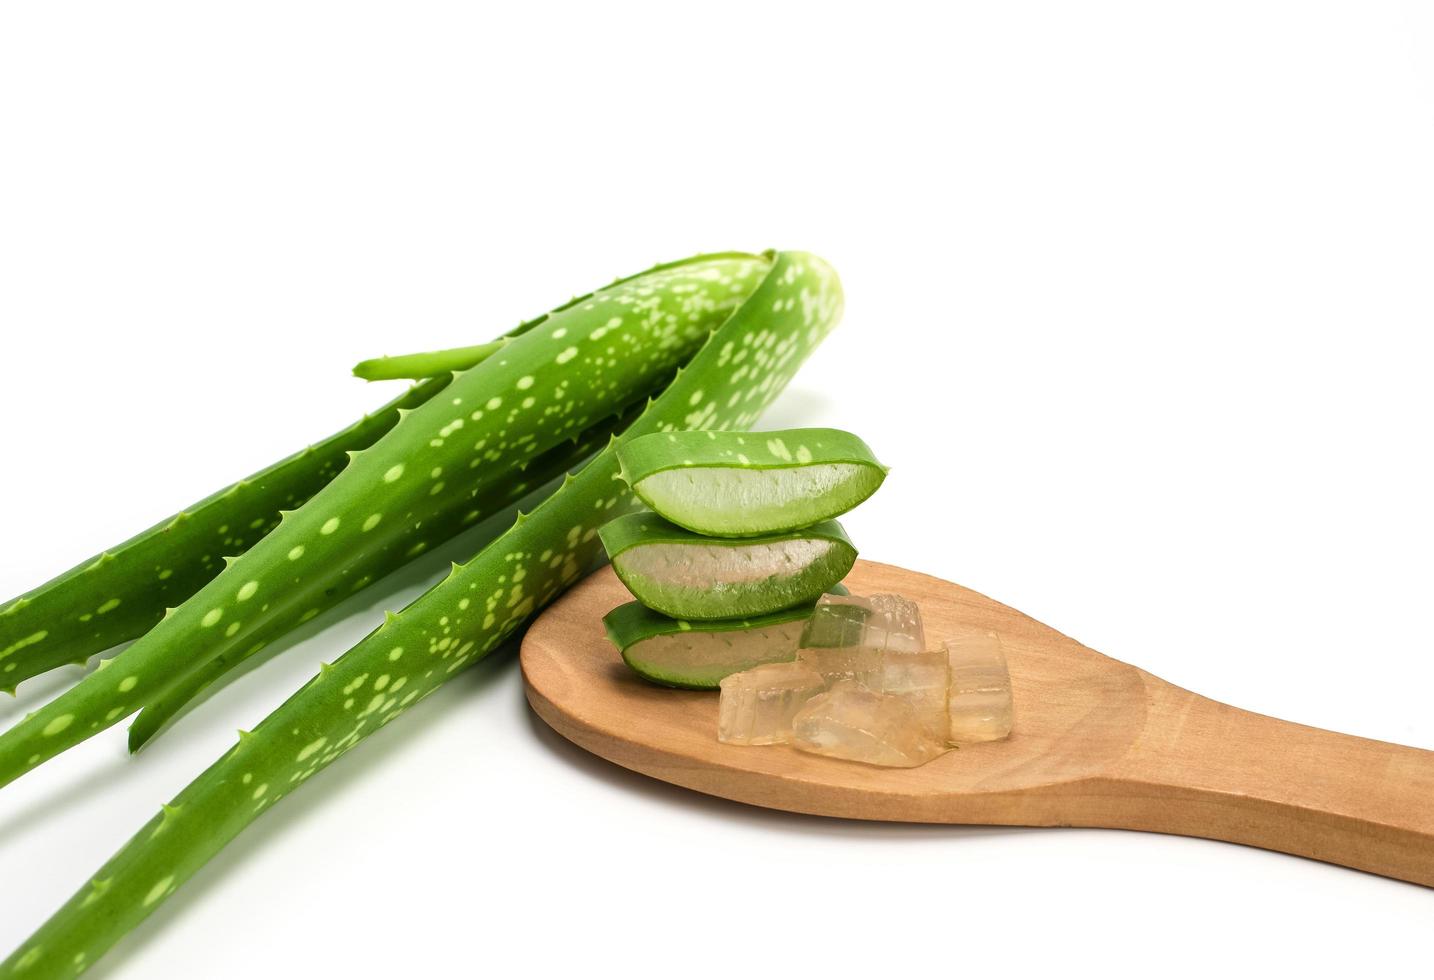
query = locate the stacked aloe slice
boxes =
[599,427,887,688]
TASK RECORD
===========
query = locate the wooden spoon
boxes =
[521,560,1434,886]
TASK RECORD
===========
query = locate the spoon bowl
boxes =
[521,560,1434,885]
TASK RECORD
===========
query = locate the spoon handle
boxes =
[1118,676,1434,886]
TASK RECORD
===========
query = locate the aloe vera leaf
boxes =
[352,340,509,381]
[0,250,842,977]
[617,426,887,536]
[0,253,771,790]
[0,376,452,695]
[598,513,857,619]
[125,399,638,751]
[603,584,848,690]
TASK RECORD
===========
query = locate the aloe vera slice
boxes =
[616,427,886,536]
[603,585,847,689]
[598,513,856,619]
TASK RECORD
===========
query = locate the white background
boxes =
[2,2,1432,977]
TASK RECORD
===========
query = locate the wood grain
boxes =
[521,560,1434,885]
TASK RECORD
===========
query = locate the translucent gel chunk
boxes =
[798,593,926,686]
[878,644,950,743]
[947,630,1013,745]
[717,662,827,746]
[791,680,946,767]
[865,594,925,653]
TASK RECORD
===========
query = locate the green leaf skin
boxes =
[0,376,452,694]
[1,250,842,978]
[598,513,857,619]
[0,253,772,791]
[617,427,887,536]
[603,584,848,689]
[125,399,639,751]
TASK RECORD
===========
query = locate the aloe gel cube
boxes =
[791,680,946,767]
[718,662,827,746]
[946,630,1014,744]
[797,592,925,686]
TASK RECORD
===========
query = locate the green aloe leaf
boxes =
[0,252,771,790]
[599,512,857,619]
[618,427,886,536]
[351,340,509,381]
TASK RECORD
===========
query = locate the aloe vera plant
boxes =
[0,253,771,790]
[618,427,887,536]
[0,376,452,693]
[599,512,857,619]
[2,249,842,977]
[604,584,847,689]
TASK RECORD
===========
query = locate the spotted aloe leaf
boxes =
[603,583,848,690]
[0,253,771,790]
[125,399,638,750]
[0,375,453,695]
[598,512,857,619]
[0,250,842,977]
[617,426,886,536]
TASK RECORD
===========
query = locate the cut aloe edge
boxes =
[616,427,887,537]
[598,513,856,619]
[603,584,848,689]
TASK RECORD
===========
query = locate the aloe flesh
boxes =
[618,427,886,536]
[599,512,857,619]
[1,251,844,977]
[603,584,847,689]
